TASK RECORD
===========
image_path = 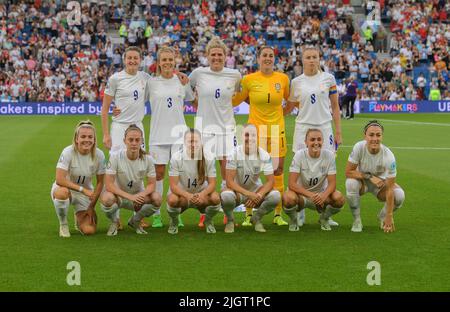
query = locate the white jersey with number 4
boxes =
[147,75,194,145]
[56,145,106,189]
[289,71,337,126]
[226,145,274,191]
[289,148,336,192]
[105,70,150,124]
[106,149,156,194]
[189,67,241,134]
[348,141,396,180]
[169,148,216,193]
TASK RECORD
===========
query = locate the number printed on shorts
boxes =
[215,88,220,99]
[167,97,173,108]
[127,181,133,189]
[133,90,139,101]
[243,174,250,184]
[309,177,319,186]
[188,178,198,188]
[233,136,237,147]
[77,176,86,184]
[329,134,333,146]
[310,93,316,104]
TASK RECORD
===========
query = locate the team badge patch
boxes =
[275,83,281,92]
[376,165,385,173]
[320,166,327,174]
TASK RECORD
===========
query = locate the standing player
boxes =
[166,129,221,234]
[51,121,105,237]
[283,129,345,231]
[232,46,290,227]
[345,120,405,233]
[221,124,281,233]
[101,46,149,153]
[189,37,241,227]
[100,125,162,236]
[146,46,195,228]
[287,45,343,227]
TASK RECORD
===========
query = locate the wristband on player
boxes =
[363,173,372,180]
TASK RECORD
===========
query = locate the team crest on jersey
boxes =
[320,166,327,174]
[89,165,94,173]
[376,165,385,173]
[274,83,281,92]
[253,166,260,174]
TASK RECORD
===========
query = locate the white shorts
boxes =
[110,121,145,153]
[361,180,384,198]
[293,123,335,153]
[51,183,90,213]
[116,186,145,210]
[233,184,262,205]
[149,144,182,165]
[202,132,236,160]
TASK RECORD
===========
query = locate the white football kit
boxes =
[189,66,241,158]
[105,70,150,152]
[289,148,336,209]
[51,146,106,212]
[147,75,194,164]
[289,71,338,152]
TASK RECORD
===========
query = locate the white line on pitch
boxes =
[357,117,450,127]
[286,144,450,150]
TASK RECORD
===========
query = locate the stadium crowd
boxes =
[0,0,448,103]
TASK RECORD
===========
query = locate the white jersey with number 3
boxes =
[147,75,194,145]
[289,71,337,126]
[106,149,156,194]
[105,70,150,124]
[289,148,336,192]
[226,145,274,191]
[169,149,216,193]
[348,141,396,180]
[189,67,241,134]
[56,146,106,189]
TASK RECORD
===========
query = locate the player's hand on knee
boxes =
[370,176,385,189]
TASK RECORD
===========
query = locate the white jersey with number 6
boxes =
[106,149,156,194]
[348,140,396,180]
[169,148,216,193]
[189,67,241,134]
[289,71,337,126]
[289,148,336,192]
[105,70,151,124]
[226,145,274,192]
[56,145,106,189]
[147,75,194,145]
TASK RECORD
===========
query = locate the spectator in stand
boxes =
[343,76,358,120]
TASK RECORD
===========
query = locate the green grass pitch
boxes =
[0,113,449,291]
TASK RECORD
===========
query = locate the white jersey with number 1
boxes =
[105,70,151,124]
[189,67,241,134]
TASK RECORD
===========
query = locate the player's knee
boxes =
[331,191,346,208]
[220,190,236,207]
[267,190,281,206]
[80,224,96,235]
[209,192,221,206]
[54,187,70,200]
[167,194,179,207]
[151,192,162,207]
[394,187,405,209]
[100,192,116,207]
[345,178,360,194]
[282,191,297,208]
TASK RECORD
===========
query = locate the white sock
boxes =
[154,179,164,216]
[101,203,119,223]
[53,198,70,225]
[323,205,340,219]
